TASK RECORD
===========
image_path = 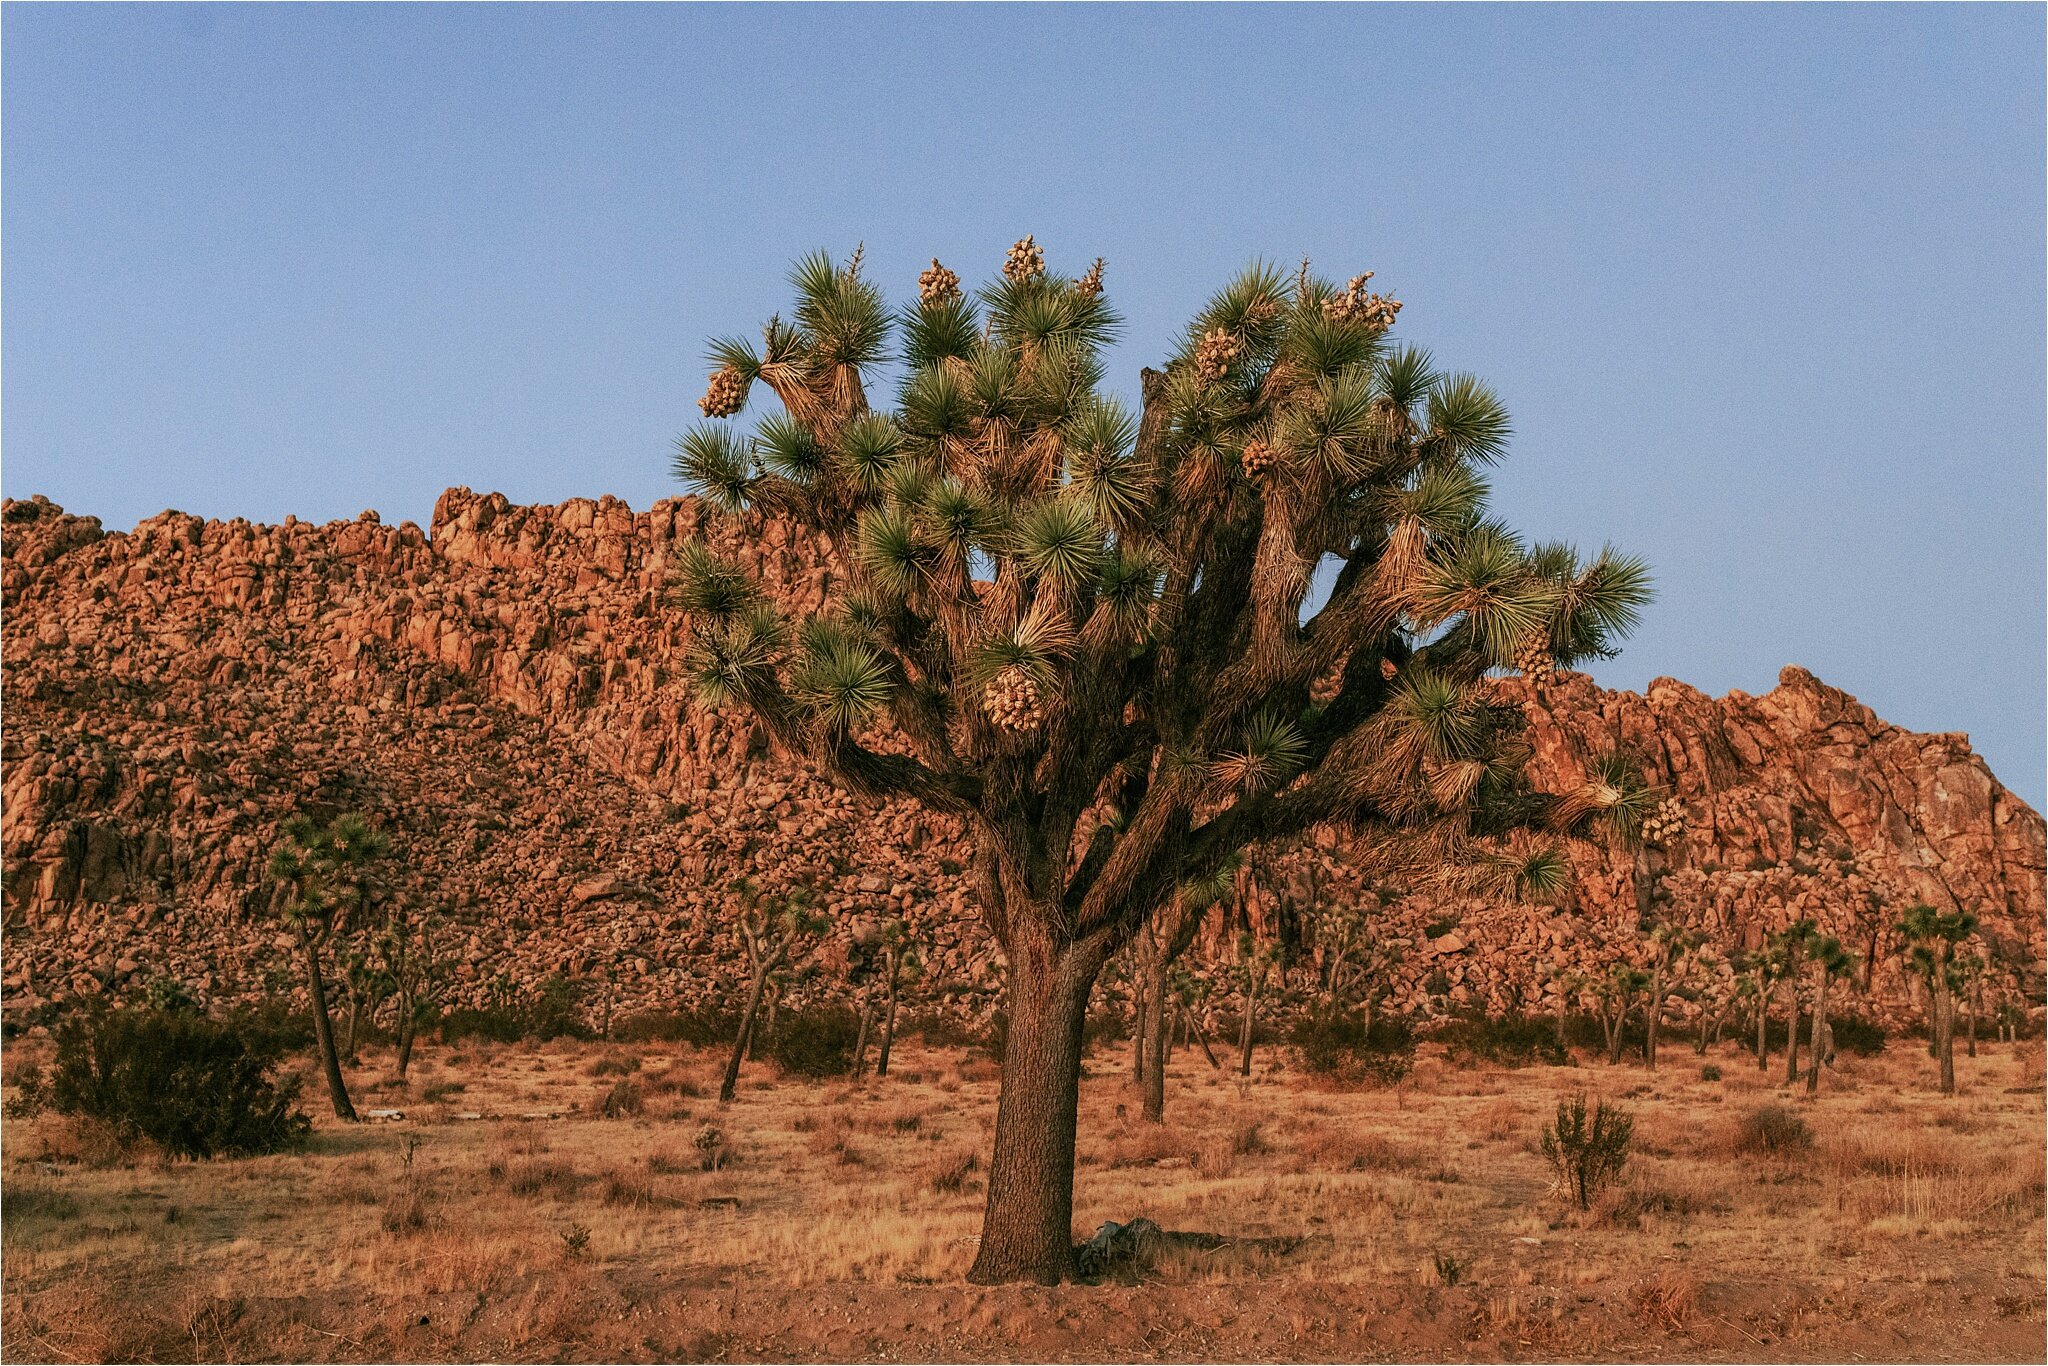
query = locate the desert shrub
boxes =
[1735,1103,1812,1155]
[217,1001,317,1054]
[1699,1063,1722,1082]
[1541,1092,1634,1210]
[693,1124,732,1171]
[436,1007,530,1044]
[764,1008,860,1079]
[588,1053,641,1078]
[612,1007,740,1046]
[1437,1013,1570,1069]
[909,1011,986,1050]
[595,1080,644,1119]
[1290,1013,1415,1087]
[925,1149,978,1194]
[1083,1010,1129,1048]
[6,1006,309,1160]
[1828,1015,1887,1056]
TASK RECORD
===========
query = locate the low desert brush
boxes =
[1541,1092,1634,1209]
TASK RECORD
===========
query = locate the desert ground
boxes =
[3,1032,2043,1364]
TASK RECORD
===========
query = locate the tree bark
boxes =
[1756,986,1770,1070]
[1238,975,1259,1077]
[1141,946,1170,1122]
[966,931,1102,1285]
[853,992,875,1079]
[721,971,768,1104]
[395,1011,417,1081]
[302,936,357,1122]
[1934,978,1956,1095]
[1966,980,1978,1059]
[1645,969,1662,1070]
[877,956,902,1079]
[1782,974,1801,1086]
[1805,969,1828,1095]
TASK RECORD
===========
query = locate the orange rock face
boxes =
[3,490,2040,1028]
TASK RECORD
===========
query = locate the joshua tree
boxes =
[874,920,921,1079]
[668,242,1651,1282]
[379,900,449,1081]
[1133,859,1234,1120]
[1803,934,1854,1094]
[1746,940,1789,1071]
[721,879,828,1103]
[1771,919,1818,1085]
[1640,920,1701,1071]
[1591,963,1651,1064]
[1899,903,1976,1095]
[268,812,390,1121]
[1234,928,1285,1076]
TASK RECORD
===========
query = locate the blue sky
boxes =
[5,4,2042,805]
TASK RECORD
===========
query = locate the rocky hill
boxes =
[4,489,2041,1030]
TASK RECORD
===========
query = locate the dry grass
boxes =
[1,1034,2042,1362]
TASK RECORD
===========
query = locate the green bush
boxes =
[6,1006,310,1159]
[1541,1092,1633,1209]
[1290,1013,1415,1087]
[1437,1013,1571,1068]
[764,1008,860,1079]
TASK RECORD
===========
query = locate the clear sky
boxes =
[5,4,2042,805]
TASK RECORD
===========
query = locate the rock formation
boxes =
[4,489,2040,1032]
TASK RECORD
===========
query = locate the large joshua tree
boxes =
[668,241,1653,1283]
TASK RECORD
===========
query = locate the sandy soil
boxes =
[3,1032,2042,1363]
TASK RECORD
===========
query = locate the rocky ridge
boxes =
[3,489,2041,1030]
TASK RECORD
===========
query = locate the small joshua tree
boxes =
[378,899,449,1081]
[1747,938,1790,1071]
[1640,920,1701,1072]
[1542,1091,1633,1211]
[668,242,1651,1281]
[1771,919,1818,1085]
[267,812,390,1121]
[1592,963,1651,1065]
[1234,928,1285,1077]
[874,919,921,1079]
[1899,903,1976,1095]
[1803,934,1855,1094]
[721,879,828,1103]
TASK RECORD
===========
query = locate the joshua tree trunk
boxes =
[1131,985,1147,1087]
[300,932,356,1122]
[395,1009,417,1081]
[1934,978,1956,1095]
[1756,988,1770,1070]
[1782,976,1802,1086]
[1805,969,1829,1095]
[1141,955,1170,1121]
[877,953,903,1078]
[1645,969,1662,1070]
[1555,995,1569,1050]
[853,991,876,1079]
[1966,980,1979,1059]
[342,984,363,1064]
[1186,1006,1222,1070]
[1238,971,1261,1076]
[721,970,769,1104]
[966,929,1103,1286]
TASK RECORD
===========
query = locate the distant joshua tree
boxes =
[1802,933,1855,1094]
[667,241,1652,1282]
[720,878,828,1103]
[1899,903,1976,1095]
[268,812,390,1121]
